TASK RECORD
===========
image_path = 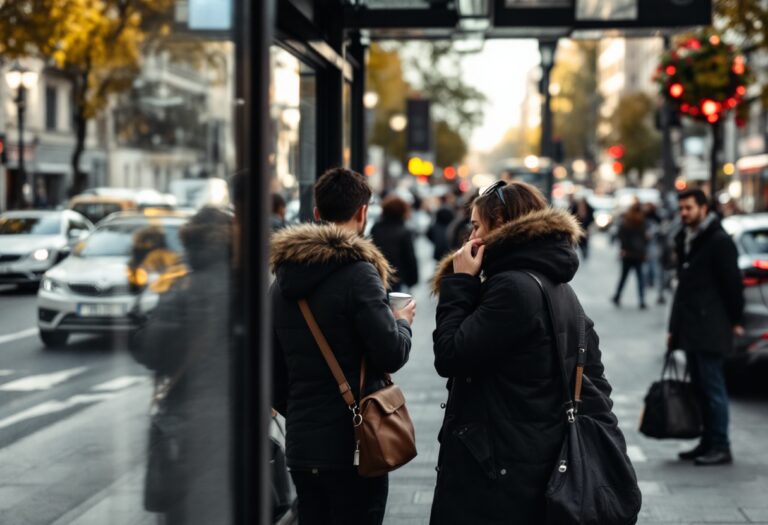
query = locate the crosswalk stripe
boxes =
[0,366,88,392]
[0,393,116,430]
[91,376,147,392]
[0,328,38,346]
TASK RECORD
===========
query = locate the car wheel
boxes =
[40,330,69,348]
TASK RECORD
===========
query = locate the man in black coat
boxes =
[669,188,744,466]
[270,168,416,525]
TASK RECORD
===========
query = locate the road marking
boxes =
[0,366,88,392]
[91,376,147,392]
[627,445,647,463]
[0,393,116,430]
[0,328,38,346]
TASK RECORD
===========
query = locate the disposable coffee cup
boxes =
[389,292,413,311]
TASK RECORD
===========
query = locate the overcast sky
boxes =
[460,40,541,152]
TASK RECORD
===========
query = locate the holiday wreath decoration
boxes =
[656,33,751,125]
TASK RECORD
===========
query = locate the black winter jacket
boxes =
[669,216,744,355]
[370,217,419,288]
[270,223,413,470]
[430,208,618,524]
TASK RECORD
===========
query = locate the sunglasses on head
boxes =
[480,180,511,222]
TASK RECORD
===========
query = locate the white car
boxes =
[0,210,93,289]
[37,211,190,348]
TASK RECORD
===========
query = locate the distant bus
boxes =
[496,157,553,198]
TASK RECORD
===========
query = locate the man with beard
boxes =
[270,167,416,524]
[669,188,744,466]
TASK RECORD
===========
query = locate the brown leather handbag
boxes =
[298,299,417,477]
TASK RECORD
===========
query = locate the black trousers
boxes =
[614,259,646,305]
[290,469,388,525]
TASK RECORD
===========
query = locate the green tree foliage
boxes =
[0,0,174,194]
[715,0,768,108]
[605,93,661,180]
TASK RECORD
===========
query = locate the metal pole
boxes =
[234,0,273,522]
[709,121,721,209]
[540,66,554,201]
[16,86,27,209]
[660,35,677,209]
[349,32,367,175]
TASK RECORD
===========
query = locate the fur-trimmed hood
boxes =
[432,207,582,294]
[271,223,393,299]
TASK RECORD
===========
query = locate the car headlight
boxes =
[31,248,51,262]
[41,276,65,293]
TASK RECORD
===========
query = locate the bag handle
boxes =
[525,272,587,422]
[298,299,359,411]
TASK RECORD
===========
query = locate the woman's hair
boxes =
[473,181,548,230]
[380,195,410,222]
[623,201,646,227]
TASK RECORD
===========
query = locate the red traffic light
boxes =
[443,166,457,180]
[607,145,625,159]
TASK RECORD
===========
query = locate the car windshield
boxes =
[72,203,124,224]
[0,216,62,235]
[74,222,183,257]
[741,229,768,255]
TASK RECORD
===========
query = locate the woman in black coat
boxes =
[370,195,419,291]
[430,181,622,524]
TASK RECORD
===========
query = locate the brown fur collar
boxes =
[270,223,393,287]
[431,207,582,294]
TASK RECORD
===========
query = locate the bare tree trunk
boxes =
[70,71,89,197]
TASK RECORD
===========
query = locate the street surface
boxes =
[0,233,766,524]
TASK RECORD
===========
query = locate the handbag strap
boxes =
[525,272,587,421]
[298,299,359,410]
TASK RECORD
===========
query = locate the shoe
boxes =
[611,297,620,307]
[694,448,733,466]
[678,443,709,460]
[657,297,666,305]
[640,303,647,310]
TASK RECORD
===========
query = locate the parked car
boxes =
[68,194,138,225]
[721,213,768,389]
[37,210,192,347]
[0,210,94,290]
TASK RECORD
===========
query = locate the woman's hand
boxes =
[453,239,485,276]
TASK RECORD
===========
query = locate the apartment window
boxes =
[45,86,58,131]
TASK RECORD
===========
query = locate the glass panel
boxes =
[0,5,237,524]
[269,47,317,226]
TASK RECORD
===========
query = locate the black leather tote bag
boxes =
[639,351,703,439]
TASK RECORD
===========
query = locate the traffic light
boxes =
[0,133,6,165]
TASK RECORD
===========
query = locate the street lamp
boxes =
[538,39,558,202]
[5,62,38,209]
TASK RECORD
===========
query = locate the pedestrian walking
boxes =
[271,192,288,231]
[430,181,626,524]
[569,195,594,259]
[130,207,234,525]
[370,195,419,292]
[612,200,649,309]
[427,194,456,261]
[270,168,416,525]
[669,188,744,466]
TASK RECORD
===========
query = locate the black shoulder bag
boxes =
[527,272,642,525]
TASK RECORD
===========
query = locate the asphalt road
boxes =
[1,233,768,524]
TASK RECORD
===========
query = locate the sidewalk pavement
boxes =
[385,234,768,525]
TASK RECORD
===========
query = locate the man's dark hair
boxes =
[314,167,372,222]
[677,188,708,207]
[272,193,286,214]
